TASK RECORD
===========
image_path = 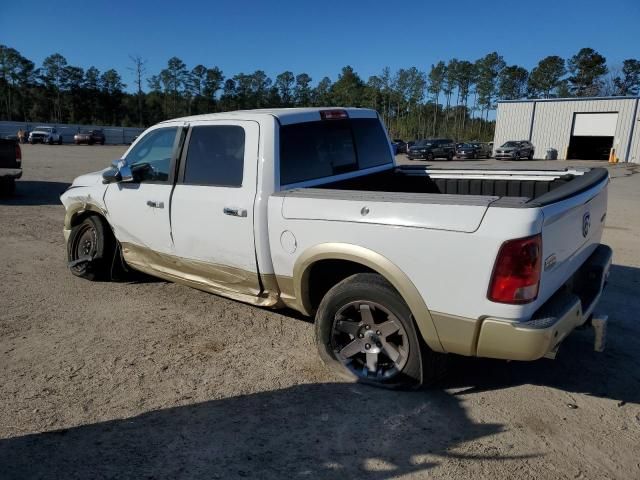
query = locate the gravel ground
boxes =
[1,145,639,479]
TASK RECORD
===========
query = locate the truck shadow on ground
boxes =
[443,264,640,406]
[0,383,536,480]
[0,181,70,206]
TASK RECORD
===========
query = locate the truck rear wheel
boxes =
[67,215,115,281]
[315,273,443,389]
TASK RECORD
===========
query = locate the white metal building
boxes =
[494,97,640,162]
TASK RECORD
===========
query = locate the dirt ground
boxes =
[1,145,639,479]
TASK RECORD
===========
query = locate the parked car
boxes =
[455,142,492,159]
[61,107,611,389]
[494,140,535,160]
[0,138,22,195]
[74,129,106,145]
[407,138,455,160]
[29,126,63,145]
[391,139,406,155]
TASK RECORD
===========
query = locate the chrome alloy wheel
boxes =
[331,301,409,381]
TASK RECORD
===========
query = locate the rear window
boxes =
[279,118,392,185]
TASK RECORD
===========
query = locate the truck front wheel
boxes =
[315,273,443,389]
[67,215,116,281]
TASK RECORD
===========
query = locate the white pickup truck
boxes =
[61,108,612,388]
[28,126,63,145]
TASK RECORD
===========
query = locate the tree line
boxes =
[1,45,639,141]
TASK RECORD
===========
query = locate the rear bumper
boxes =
[475,244,612,361]
[0,168,22,179]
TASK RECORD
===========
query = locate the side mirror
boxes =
[102,167,121,184]
[103,159,134,183]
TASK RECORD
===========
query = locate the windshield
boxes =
[459,143,476,148]
[414,140,432,147]
[502,141,520,148]
[279,118,393,186]
[36,127,52,132]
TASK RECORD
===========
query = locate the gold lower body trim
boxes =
[121,242,282,308]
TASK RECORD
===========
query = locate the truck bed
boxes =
[271,163,608,325]
[316,166,608,206]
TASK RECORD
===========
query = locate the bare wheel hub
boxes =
[70,224,97,269]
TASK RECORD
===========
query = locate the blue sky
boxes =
[2,0,639,91]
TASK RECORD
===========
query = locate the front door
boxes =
[170,120,261,296]
[105,125,181,259]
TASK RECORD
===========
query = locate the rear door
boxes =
[170,120,261,296]
[432,140,443,158]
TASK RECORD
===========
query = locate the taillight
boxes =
[15,144,22,161]
[320,109,348,120]
[488,234,542,304]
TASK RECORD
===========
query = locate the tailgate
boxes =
[537,175,608,305]
[0,140,18,169]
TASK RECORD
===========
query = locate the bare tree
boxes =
[128,54,147,126]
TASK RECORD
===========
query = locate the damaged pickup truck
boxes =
[61,108,612,388]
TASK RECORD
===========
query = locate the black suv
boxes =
[407,138,456,161]
[455,142,492,159]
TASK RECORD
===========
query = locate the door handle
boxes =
[146,200,164,208]
[223,207,247,217]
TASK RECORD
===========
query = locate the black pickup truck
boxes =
[0,138,22,195]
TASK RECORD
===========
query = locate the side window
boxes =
[183,125,245,187]
[126,127,178,183]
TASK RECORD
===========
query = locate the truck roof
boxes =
[161,107,379,126]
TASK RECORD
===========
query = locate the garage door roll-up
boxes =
[569,112,617,160]
[573,113,618,136]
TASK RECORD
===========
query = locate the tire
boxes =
[472,152,477,160]
[528,151,534,160]
[0,178,16,196]
[315,273,445,389]
[426,152,434,161]
[67,215,116,281]
[48,137,53,145]
[100,140,105,145]
[514,152,520,160]
[448,152,454,161]
[58,137,63,145]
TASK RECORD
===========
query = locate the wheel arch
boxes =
[293,243,445,353]
[63,202,111,244]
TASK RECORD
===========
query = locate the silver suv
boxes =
[494,140,534,160]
